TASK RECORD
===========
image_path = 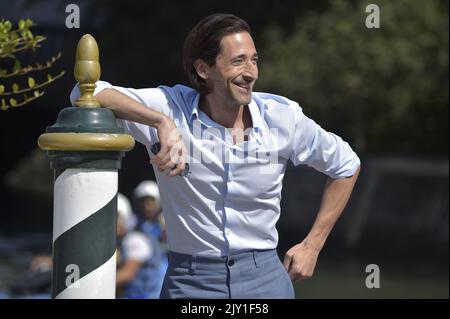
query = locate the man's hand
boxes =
[283,240,321,282]
[151,116,187,177]
[95,89,188,177]
[283,168,360,282]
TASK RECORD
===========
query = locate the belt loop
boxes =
[253,251,259,268]
[189,255,197,274]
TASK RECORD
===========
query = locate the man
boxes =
[71,13,360,299]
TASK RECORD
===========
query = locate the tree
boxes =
[0,18,65,110]
[257,0,449,155]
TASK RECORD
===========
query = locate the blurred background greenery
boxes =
[0,0,448,299]
[258,0,448,155]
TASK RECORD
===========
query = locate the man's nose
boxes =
[243,62,258,81]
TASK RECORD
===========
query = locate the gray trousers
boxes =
[160,249,295,299]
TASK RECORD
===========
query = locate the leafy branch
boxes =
[0,18,65,111]
[0,52,62,78]
[0,19,45,59]
[0,70,65,96]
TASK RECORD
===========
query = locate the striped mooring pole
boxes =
[37,34,134,298]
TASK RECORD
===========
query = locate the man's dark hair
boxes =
[182,13,252,95]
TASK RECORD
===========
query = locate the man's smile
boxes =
[233,81,252,93]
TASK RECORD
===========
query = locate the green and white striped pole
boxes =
[38,34,134,298]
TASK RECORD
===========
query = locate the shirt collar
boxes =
[189,93,264,130]
[247,98,264,130]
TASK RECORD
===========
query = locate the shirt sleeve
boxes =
[69,80,172,147]
[289,106,360,179]
[122,232,153,262]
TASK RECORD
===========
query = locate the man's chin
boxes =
[229,89,253,106]
[236,93,252,106]
[242,97,252,105]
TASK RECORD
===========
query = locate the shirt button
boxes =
[228,259,235,267]
[225,229,230,235]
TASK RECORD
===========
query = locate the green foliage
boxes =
[257,0,448,154]
[0,19,65,110]
[0,18,44,59]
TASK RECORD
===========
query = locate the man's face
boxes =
[205,32,258,107]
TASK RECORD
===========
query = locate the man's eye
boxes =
[232,59,244,65]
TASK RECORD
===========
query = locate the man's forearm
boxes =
[304,166,361,251]
[96,88,166,129]
[94,88,186,175]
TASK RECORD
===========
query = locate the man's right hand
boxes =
[152,116,187,177]
[95,88,187,178]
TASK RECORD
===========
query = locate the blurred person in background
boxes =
[133,180,167,246]
[116,193,167,299]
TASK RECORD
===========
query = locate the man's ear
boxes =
[194,59,209,80]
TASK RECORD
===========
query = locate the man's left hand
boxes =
[283,241,321,282]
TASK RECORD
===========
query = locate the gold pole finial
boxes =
[74,34,101,108]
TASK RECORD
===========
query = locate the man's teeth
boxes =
[236,83,249,89]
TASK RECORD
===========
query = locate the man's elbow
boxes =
[95,88,115,107]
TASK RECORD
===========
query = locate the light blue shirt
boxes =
[71,82,360,256]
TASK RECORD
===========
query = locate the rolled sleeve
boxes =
[69,80,171,148]
[290,108,360,178]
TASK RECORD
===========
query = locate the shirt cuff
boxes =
[330,155,361,179]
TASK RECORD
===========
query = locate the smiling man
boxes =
[71,13,360,299]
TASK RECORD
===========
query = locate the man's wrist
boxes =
[153,113,168,129]
[303,234,326,252]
